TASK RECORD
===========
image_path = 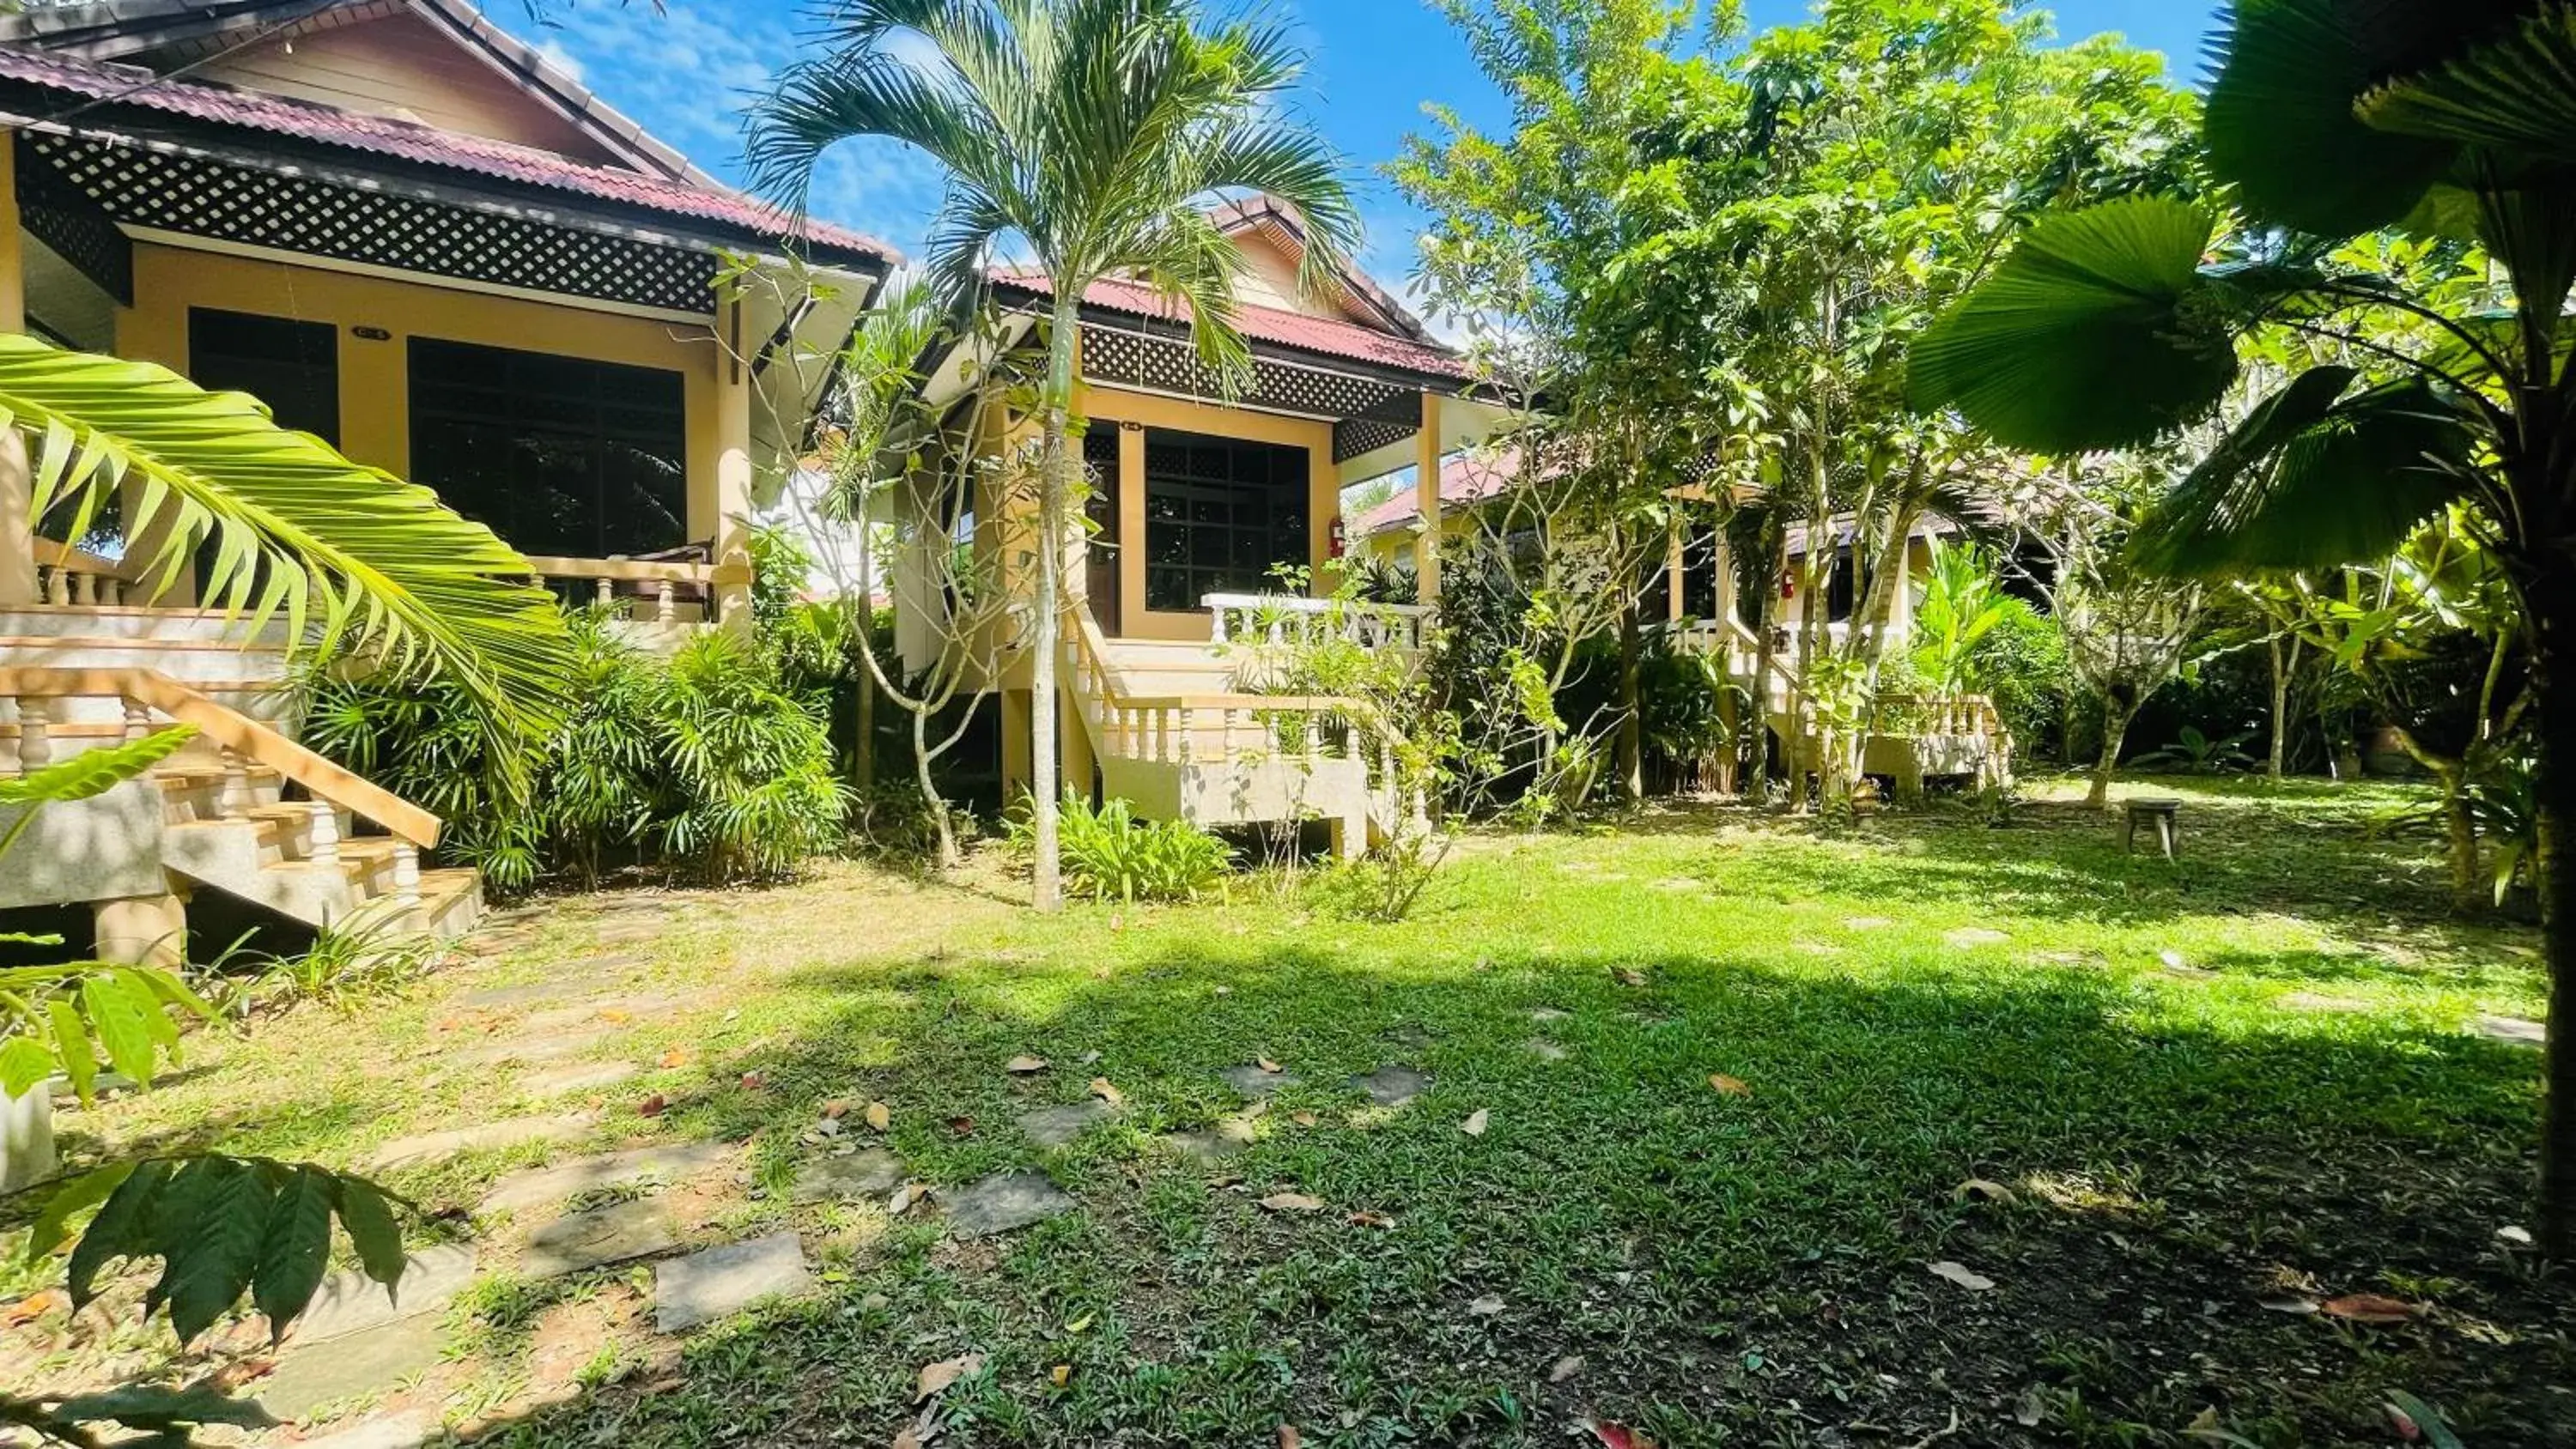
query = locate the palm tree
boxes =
[747,0,1360,910]
[1907,6,2576,1250]
[3,337,574,775]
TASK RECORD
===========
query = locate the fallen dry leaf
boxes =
[1929,1260,1995,1291]
[659,1047,690,1070]
[599,1009,633,1024]
[637,1093,668,1118]
[4,1290,66,1326]
[1005,1055,1049,1075]
[1260,1191,1327,1213]
[1461,1108,1491,1137]
[1291,1110,1319,1127]
[2321,1293,2416,1324]
[1612,967,1647,988]
[945,1114,975,1137]
[2258,1295,2320,1315]
[1049,1364,1071,1388]
[1278,1427,1302,1449]
[1708,1074,1752,1097]
[887,1183,925,1216]
[1586,1422,1657,1449]
[1256,1057,1283,1074]
[1549,1355,1584,1383]
[1956,1178,2018,1204]
[1088,1076,1125,1106]
[865,1100,892,1131]
[914,1352,985,1402]
[1348,1210,1395,1229]
[1467,1294,1505,1316]
[892,1428,924,1449]
[823,1100,850,1120]
[738,1071,766,1091]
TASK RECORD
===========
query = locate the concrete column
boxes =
[1667,521,1686,622]
[94,886,188,969]
[712,297,756,634]
[1413,391,1441,603]
[1060,683,1095,805]
[1714,531,1737,627]
[0,133,31,609]
[1000,686,1031,806]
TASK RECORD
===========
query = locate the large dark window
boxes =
[1142,429,1309,613]
[408,337,686,558]
[190,308,338,445]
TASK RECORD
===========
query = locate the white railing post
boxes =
[656,580,677,623]
[16,698,50,771]
[1177,707,1195,767]
[121,697,152,743]
[595,576,615,609]
[44,568,69,606]
[392,844,422,909]
[102,578,124,607]
[218,748,252,819]
[70,572,94,607]
[307,800,341,867]
[1211,606,1230,644]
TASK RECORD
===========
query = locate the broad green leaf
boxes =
[2135,378,2476,574]
[2360,8,2576,164]
[251,1166,339,1338]
[333,1176,410,1294]
[27,1161,139,1261]
[0,725,197,808]
[46,1380,277,1432]
[0,1034,54,1097]
[80,973,157,1087]
[47,995,96,1106]
[69,1158,171,1304]
[158,1158,278,1344]
[1908,197,2238,452]
[2206,0,2501,237]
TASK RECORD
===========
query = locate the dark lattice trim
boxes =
[27,132,721,314]
[1333,416,1419,464]
[1079,322,1419,426]
[15,132,131,303]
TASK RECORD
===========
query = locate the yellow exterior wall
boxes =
[198,12,618,162]
[114,241,732,548]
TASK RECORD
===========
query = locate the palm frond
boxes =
[2360,6,2576,164]
[0,338,572,776]
[1907,197,2239,452]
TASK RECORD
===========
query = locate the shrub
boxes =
[1961,598,2076,763]
[1009,791,1230,904]
[655,632,848,881]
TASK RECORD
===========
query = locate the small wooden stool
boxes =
[2124,798,2182,858]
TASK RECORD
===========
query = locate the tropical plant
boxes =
[749,0,1361,911]
[248,912,440,1012]
[2133,724,2260,774]
[0,337,573,780]
[1008,791,1230,904]
[1906,4,2576,1249]
[655,631,850,882]
[1910,540,2016,698]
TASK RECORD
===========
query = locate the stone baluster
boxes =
[70,571,95,606]
[16,698,52,772]
[595,576,616,609]
[392,843,422,909]
[1212,607,1230,644]
[101,577,124,607]
[307,800,341,867]
[45,567,70,605]
[1152,708,1170,763]
[656,580,677,623]
[1176,707,1195,767]
[1218,708,1236,761]
[218,748,252,818]
[121,697,153,743]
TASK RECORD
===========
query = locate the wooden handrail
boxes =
[0,667,441,847]
[519,555,753,586]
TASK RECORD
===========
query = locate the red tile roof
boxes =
[0,45,897,263]
[1353,448,1521,536]
[999,270,1470,382]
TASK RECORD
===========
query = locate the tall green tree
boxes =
[1909,3,2576,1250]
[749,0,1359,910]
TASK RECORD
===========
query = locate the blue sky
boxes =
[532,0,2221,286]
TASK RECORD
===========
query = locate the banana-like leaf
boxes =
[2133,377,2476,574]
[0,337,573,787]
[31,1155,413,1346]
[2361,7,2576,164]
[2206,0,2513,237]
[1907,197,2239,451]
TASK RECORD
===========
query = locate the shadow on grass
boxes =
[424,929,2563,1449]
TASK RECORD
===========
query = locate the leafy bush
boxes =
[1008,791,1230,903]
[1960,598,2076,762]
[308,613,847,892]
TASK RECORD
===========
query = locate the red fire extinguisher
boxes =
[1328,516,1347,560]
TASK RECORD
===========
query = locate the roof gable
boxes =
[1209,195,1431,343]
[0,0,710,183]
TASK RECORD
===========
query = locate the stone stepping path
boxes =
[1529,1007,1570,1023]
[943,1171,1076,1238]
[654,1233,814,1333]
[2475,1013,2545,1046]
[1945,927,2011,948]
[1162,1119,1256,1165]
[258,1314,444,1421]
[478,1141,734,1216]
[1528,1039,1568,1062]
[288,1244,478,1345]
[1220,1064,1296,1098]
[453,1028,623,1070]
[522,1197,680,1279]
[448,956,643,1010]
[1351,1065,1430,1107]
[2277,991,2373,1015]
[1018,1100,1115,1148]
[370,1113,591,1171]
[297,1414,430,1449]
[793,1148,906,1203]
[519,1060,641,1097]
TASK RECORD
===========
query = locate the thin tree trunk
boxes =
[1617,587,1643,807]
[2267,634,2290,785]
[854,530,878,792]
[2088,694,2135,809]
[1746,526,1787,795]
[915,708,958,870]
[1027,301,1078,912]
[2528,548,2576,1256]
[2390,727,2482,907]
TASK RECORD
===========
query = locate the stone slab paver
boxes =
[1161,1119,1256,1166]
[792,1149,907,1203]
[521,1061,641,1097]
[2474,1013,2545,1046]
[453,1028,621,1070]
[289,1244,477,1345]
[370,1113,591,1171]
[1529,1008,1571,1022]
[298,1414,432,1449]
[2278,991,2373,1015]
[1220,1064,1296,1099]
[522,1197,681,1279]
[453,981,576,1011]
[943,1172,1076,1239]
[480,1141,734,1215]
[1018,1100,1115,1148]
[1351,1065,1431,1108]
[257,1314,445,1421]
[1945,927,2011,949]
[653,1233,814,1332]
[1527,1039,1568,1062]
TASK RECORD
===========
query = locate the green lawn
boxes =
[6,776,2566,1447]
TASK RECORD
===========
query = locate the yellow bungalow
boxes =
[0,0,890,955]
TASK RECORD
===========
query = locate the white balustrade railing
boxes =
[1204,592,1431,652]
[522,555,746,627]
[30,539,138,607]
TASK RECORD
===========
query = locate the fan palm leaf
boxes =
[2359,5,2576,164]
[0,337,573,777]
